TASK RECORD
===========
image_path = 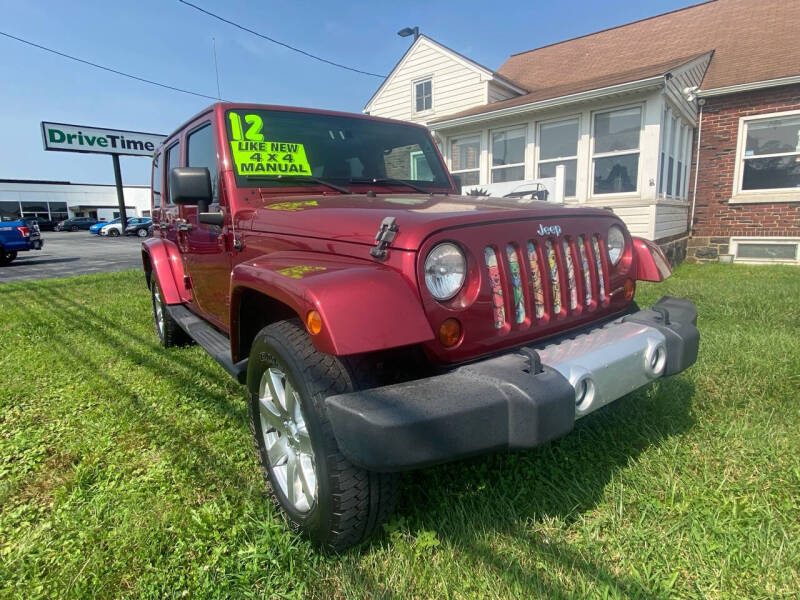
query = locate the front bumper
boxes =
[326,296,699,472]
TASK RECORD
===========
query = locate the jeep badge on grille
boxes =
[537,224,562,236]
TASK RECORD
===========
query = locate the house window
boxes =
[414,78,432,113]
[740,114,800,191]
[491,126,525,183]
[592,106,641,195]
[450,135,480,186]
[731,237,800,263]
[537,118,578,197]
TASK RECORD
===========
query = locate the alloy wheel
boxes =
[258,367,317,513]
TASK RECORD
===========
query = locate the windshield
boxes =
[225,109,451,190]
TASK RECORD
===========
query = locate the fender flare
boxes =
[141,238,192,304]
[230,251,434,359]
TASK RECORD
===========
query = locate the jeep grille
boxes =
[483,234,608,329]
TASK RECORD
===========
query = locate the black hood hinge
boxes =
[370,216,398,260]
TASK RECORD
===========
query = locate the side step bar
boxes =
[166,304,248,384]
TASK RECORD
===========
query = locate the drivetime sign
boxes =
[41,121,166,157]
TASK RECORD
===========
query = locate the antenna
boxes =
[211,37,222,100]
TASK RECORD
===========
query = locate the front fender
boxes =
[230,251,434,357]
[141,238,192,304]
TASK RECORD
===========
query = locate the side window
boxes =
[164,142,180,205]
[152,152,162,208]
[187,124,219,203]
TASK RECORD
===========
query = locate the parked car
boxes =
[124,219,154,238]
[143,103,699,551]
[90,218,119,235]
[55,217,97,231]
[102,217,151,237]
[22,215,57,231]
[1,217,43,265]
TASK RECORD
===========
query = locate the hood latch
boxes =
[370,216,398,260]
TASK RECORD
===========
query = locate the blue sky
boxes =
[0,0,698,185]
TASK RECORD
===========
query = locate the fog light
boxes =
[438,318,461,347]
[306,310,322,335]
[624,278,635,300]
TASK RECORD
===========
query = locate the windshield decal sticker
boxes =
[228,111,312,177]
[230,140,312,176]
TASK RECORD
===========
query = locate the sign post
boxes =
[40,121,166,228]
[111,154,127,229]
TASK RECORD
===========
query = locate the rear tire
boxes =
[0,250,17,266]
[137,228,148,238]
[247,319,398,552]
[109,229,120,237]
[150,280,189,347]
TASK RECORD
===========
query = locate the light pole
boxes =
[397,26,419,41]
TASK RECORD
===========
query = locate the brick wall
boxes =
[687,84,800,262]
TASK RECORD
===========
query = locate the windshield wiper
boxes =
[245,175,352,194]
[349,177,434,194]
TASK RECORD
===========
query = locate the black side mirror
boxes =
[170,167,212,213]
[451,174,462,195]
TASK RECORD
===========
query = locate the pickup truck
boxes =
[1,218,43,265]
[142,103,699,551]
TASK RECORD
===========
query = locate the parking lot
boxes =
[0,231,143,283]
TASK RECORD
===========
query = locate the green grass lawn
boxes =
[1,264,798,599]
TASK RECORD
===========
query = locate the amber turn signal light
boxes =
[306,310,323,335]
[438,318,462,347]
[624,278,635,300]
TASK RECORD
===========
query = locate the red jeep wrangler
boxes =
[142,103,699,550]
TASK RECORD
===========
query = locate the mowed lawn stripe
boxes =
[0,264,798,599]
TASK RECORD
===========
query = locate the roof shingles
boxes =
[499,0,800,93]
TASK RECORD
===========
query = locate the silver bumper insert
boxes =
[536,320,668,418]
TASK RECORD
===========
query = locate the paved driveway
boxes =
[0,231,144,283]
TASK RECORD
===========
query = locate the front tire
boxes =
[70,225,79,232]
[247,320,398,551]
[0,250,17,266]
[109,229,120,237]
[137,228,148,238]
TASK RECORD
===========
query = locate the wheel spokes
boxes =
[268,368,288,415]
[297,453,316,501]
[297,426,313,455]
[267,436,290,468]
[258,397,283,433]
[285,451,299,507]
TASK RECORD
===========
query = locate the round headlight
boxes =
[424,243,466,301]
[607,225,625,265]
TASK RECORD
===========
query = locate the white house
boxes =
[0,179,151,223]
[364,34,709,262]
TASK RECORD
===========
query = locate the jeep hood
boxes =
[243,193,614,250]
